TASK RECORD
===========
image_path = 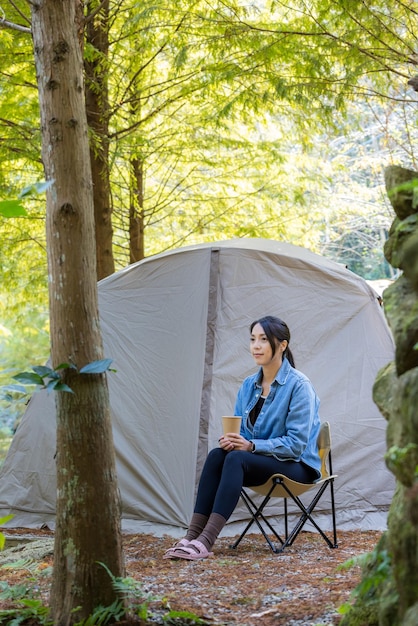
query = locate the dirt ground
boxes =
[0,528,382,625]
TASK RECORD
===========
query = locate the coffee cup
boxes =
[222,416,242,435]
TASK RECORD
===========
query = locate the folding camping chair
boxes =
[230,421,338,554]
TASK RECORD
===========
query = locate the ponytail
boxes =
[283,345,295,368]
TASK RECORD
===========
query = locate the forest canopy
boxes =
[1,0,417,427]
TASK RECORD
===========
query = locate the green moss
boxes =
[385,444,418,487]
[339,534,398,626]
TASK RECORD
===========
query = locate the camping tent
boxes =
[0,239,395,535]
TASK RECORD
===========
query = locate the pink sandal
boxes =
[169,539,213,561]
[163,538,190,559]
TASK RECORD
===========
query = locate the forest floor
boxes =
[0,528,382,625]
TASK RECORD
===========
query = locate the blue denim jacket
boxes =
[234,357,321,477]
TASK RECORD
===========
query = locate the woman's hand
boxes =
[219,433,252,452]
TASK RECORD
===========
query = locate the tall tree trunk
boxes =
[85,0,115,280]
[129,157,145,263]
[30,1,124,624]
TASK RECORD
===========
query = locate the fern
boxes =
[0,596,52,626]
[74,600,125,626]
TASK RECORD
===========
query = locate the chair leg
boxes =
[329,479,338,548]
[274,479,338,553]
[231,477,338,554]
[284,497,288,540]
[229,491,262,549]
[230,488,285,553]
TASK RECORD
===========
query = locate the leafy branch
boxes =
[12,359,115,395]
[0,181,54,218]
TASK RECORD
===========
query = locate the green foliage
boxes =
[0,359,116,438]
[79,359,115,375]
[0,200,27,217]
[385,443,418,485]
[0,567,209,626]
[0,515,14,550]
[162,611,207,625]
[73,562,209,625]
[0,580,53,625]
[12,359,115,395]
[338,538,396,625]
[0,179,52,431]
[18,180,54,200]
[0,308,49,431]
[0,598,52,626]
[13,365,75,394]
[0,0,415,464]
[339,548,392,598]
[0,0,413,404]
[73,600,125,626]
[0,181,53,217]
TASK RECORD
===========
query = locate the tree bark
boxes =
[30,1,124,623]
[85,0,115,280]
[129,157,145,263]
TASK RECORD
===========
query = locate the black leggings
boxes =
[194,447,318,520]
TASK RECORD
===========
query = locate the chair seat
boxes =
[251,472,338,498]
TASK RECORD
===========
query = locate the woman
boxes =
[165,315,321,561]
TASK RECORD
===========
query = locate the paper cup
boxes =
[222,416,242,435]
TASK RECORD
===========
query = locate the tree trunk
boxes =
[129,157,145,263]
[30,1,124,624]
[85,0,115,280]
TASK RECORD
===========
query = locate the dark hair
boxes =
[250,316,295,367]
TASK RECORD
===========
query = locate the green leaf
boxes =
[12,372,44,386]
[18,180,54,198]
[32,365,59,379]
[79,359,113,374]
[46,380,74,394]
[0,200,27,218]
[55,362,77,371]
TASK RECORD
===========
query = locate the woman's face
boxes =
[250,323,286,368]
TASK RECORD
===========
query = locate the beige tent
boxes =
[0,239,395,535]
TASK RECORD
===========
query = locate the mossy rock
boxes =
[393,368,418,444]
[384,165,418,220]
[387,482,418,614]
[383,215,418,270]
[399,229,418,288]
[384,217,401,266]
[383,277,418,375]
[384,368,418,484]
[373,361,396,423]
[340,534,397,626]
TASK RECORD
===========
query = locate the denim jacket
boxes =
[234,357,321,477]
